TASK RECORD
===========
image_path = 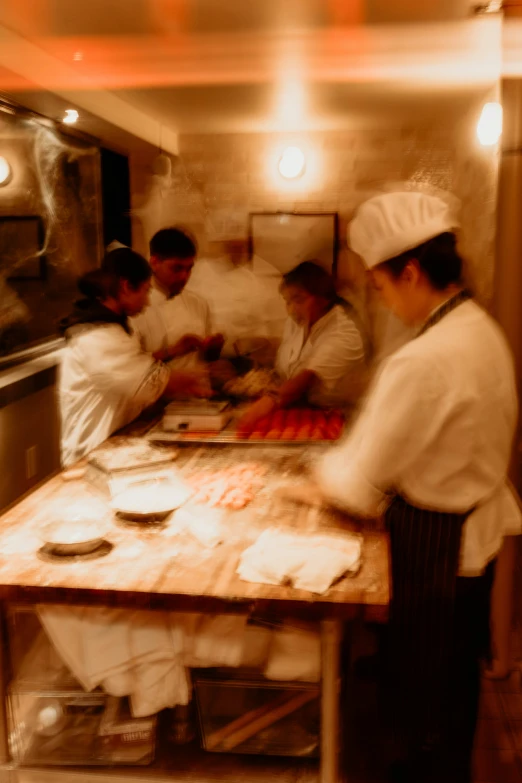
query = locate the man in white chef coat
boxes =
[130,228,224,369]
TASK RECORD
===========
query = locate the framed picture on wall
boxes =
[248,212,339,277]
[0,216,47,281]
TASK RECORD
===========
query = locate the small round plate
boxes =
[42,521,107,555]
[38,541,113,562]
[110,483,192,520]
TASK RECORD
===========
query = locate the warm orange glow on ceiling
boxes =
[0,0,49,36]
[0,19,501,92]
[150,0,188,31]
[326,0,364,25]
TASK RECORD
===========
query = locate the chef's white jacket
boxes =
[130,280,212,369]
[316,300,522,575]
[275,304,367,407]
[59,324,170,467]
[185,254,288,355]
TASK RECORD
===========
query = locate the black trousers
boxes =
[384,497,495,783]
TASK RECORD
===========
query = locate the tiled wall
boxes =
[131,101,499,306]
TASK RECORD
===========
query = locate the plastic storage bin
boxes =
[6,606,156,766]
[193,670,320,757]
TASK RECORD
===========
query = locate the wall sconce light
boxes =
[477,102,503,146]
[278,146,305,179]
[63,109,79,125]
[0,156,11,186]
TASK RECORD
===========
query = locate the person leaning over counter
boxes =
[237,261,367,432]
[130,227,225,368]
[287,192,522,783]
[59,248,211,467]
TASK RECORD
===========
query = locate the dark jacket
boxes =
[59,298,130,338]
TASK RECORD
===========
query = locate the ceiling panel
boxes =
[0,0,501,143]
[0,0,478,39]
[113,81,493,133]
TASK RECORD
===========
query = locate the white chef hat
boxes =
[348,191,460,269]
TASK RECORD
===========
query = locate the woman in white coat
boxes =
[237,261,367,432]
[287,193,521,782]
[59,248,210,466]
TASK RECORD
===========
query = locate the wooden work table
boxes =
[0,428,390,783]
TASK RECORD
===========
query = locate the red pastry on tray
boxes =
[236,408,343,442]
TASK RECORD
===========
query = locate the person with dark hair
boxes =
[130,227,224,367]
[59,247,211,466]
[282,192,521,782]
[237,260,366,431]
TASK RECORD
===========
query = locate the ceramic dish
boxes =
[41,522,106,555]
[110,482,192,520]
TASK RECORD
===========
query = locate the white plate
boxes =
[110,482,192,519]
[42,522,106,555]
[40,499,108,554]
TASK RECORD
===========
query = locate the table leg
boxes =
[0,604,9,764]
[320,619,342,783]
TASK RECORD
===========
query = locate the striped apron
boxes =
[384,290,495,782]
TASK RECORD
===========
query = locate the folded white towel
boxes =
[237,528,362,595]
[188,615,248,668]
[37,607,248,717]
[264,625,321,682]
[38,607,189,717]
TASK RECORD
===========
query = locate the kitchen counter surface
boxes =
[0,422,390,783]
[0,426,390,623]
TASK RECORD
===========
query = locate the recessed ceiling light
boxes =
[63,109,79,125]
[73,51,83,62]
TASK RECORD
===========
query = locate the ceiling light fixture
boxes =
[63,109,79,125]
[0,156,11,186]
[278,146,305,179]
[477,102,503,146]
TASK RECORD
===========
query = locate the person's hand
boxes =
[205,333,225,349]
[236,395,276,436]
[202,333,225,361]
[170,334,203,358]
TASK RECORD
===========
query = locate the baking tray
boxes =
[148,407,344,447]
[145,424,340,447]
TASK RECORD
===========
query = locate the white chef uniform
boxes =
[185,254,288,354]
[323,190,520,774]
[316,298,521,575]
[275,304,366,408]
[59,324,169,467]
[130,278,212,369]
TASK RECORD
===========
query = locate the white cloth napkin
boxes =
[237,528,362,594]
